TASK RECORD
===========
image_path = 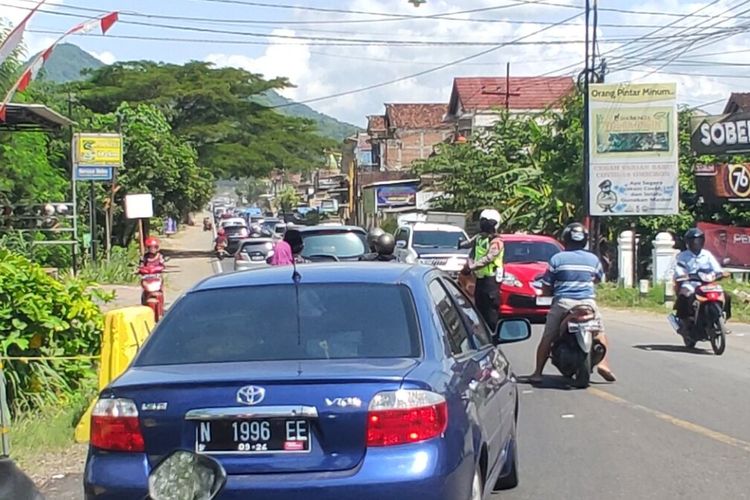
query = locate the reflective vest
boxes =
[474,235,504,279]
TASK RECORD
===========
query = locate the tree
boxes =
[276,186,300,215]
[72,61,336,178]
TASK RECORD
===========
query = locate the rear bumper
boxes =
[85,441,472,500]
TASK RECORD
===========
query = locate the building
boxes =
[445,76,575,137]
[367,103,452,170]
[723,92,750,114]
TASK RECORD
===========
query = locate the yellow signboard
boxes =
[74,133,123,167]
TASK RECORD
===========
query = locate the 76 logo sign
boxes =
[728,164,750,199]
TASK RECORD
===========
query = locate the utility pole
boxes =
[68,93,78,275]
[582,0,600,251]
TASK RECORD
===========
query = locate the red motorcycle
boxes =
[138,262,165,321]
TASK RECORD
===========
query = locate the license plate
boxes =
[196,418,310,454]
[536,296,553,306]
[250,255,265,261]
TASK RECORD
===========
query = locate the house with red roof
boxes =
[445,76,575,137]
[366,103,453,170]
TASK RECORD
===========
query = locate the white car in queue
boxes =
[394,222,470,278]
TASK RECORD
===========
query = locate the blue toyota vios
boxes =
[84,263,531,500]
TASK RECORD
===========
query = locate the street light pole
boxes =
[583,0,592,237]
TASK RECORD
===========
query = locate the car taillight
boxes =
[366,390,448,447]
[91,398,145,452]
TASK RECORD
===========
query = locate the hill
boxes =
[30,44,359,141]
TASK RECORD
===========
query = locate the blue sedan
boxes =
[84,264,530,500]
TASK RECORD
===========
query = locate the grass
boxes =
[597,280,750,323]
[10,383,95,471]
[77,244,141,285]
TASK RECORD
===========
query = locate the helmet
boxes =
[144,237,160,250]
[251,224,262,235]
[684,227,705,255]
[375,233,396,256]
[562,222,588,250]
[479,209,501,224]
[367,227,386,251]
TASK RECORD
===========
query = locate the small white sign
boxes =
[124,194,154,219]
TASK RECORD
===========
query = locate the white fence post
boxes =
[617,230,635,288]
[652,232,678,286]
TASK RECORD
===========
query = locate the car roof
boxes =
[297,225,366,234]
[500,233,560,244]
[239,237,274,244]
[192,263,428,291]
[408,223,465,232]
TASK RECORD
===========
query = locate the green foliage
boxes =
[78,244,140,285]
[380,216,399,235]
[0,249,103,414]
[73,61,337,177]
[276,186,301,214]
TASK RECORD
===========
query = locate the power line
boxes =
[270,11,584,108]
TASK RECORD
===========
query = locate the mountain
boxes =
[256,90,361,142]
[30,44,360,141]
[30,43,106,83]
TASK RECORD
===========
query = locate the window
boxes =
[395,228,410,245]
[300,231,368,259]
[443,281,493,347]
[135,284,421,366]
[428,280,471,356]
[413,230,465,249]
[504,241,561,264]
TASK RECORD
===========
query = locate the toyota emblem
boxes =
[236,385,266,406]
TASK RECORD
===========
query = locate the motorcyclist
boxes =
[214,228,228,249]
[529,222,615,384]
[460,209,504,329]
[366,227,386,253]
[360,233,398,262]
[249,224,263,238]
[671,228,725,333]
[140,237,165,270]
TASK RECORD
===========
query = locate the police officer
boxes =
[462,209,504,328]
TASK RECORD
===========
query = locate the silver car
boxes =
[233,238,275,271]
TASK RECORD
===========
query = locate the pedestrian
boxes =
[269,228,306,266]
[461,209,504,329]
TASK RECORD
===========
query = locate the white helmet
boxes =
[479,209,500,223]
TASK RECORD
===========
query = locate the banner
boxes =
[377,184,417,207]
[690,112,750,156]
[588,83,679,216]
[697,222,750,269]
[73,133,123,168]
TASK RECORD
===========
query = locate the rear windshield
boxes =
[300,231,367,258]
[504,241,561,263]
[240,240,274,253]
[225,226,249,237]
[135,284,420,366]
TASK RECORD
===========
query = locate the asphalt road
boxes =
[498,309,750,500]
[48,246,750,499]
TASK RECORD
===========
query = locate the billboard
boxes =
[690,112,750,156]
[588,83,679,216]
[376,184,418,207]
[73,133,123,167]
[697,222,750,269]
[695,163,750,203]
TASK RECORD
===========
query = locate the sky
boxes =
[2,0,750,126]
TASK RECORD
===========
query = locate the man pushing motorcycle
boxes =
[529,222,616,384]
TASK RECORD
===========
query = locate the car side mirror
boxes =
[149,450,226,500]
[396,240,407,249]
[495,318,532,345]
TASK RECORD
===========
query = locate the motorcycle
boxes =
[670,271,728,355]
[215,240,229,260]
[550,303,607,388]
[203,217,213,231]
[138,262,165,322]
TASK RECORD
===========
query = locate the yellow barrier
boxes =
[75,306,155,443]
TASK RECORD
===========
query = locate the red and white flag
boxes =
[0,0,47,66]
[0,11,118,121]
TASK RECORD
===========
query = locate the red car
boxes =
[459,234,563,322]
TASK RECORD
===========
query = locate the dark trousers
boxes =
[475,277,500,330]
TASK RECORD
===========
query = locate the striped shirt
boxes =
[541,250,604,300]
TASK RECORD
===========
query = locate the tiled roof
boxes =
[723,93,750,114]
[384,103,450,129]
[449,76,575,114]
[367,114,386,133]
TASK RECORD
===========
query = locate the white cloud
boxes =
[209,0,750,124]
[91,50,116,65]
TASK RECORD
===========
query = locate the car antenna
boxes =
[292,259,302,346]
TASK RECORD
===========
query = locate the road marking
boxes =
[522,390,534,395]
[561,414,575,419]
[589,388,750,453]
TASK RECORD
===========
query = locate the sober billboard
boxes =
[588,83,679,216]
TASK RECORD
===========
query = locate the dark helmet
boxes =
[684,227,705,254]
[367,227,386,251]
[562,222,588,250]
[284,229,304,255]
[375,233,396,256]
